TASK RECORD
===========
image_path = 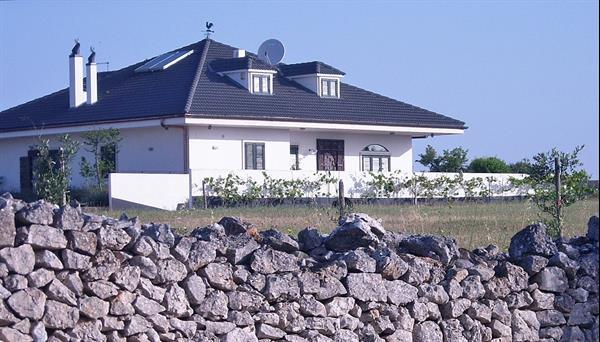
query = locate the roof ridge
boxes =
[184,39,212,113]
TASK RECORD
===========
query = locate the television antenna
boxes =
[257,39,285,65]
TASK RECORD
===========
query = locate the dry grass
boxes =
[89,198,599,250]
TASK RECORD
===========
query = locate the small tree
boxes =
[32,135,80,205]
[417,145,469,172]
[510,159,533,174]
[80,128,122,190]
[468,157,511,173]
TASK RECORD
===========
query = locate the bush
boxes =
[468,157,511,173]
[510,159,533,174]
[70,187,109,207]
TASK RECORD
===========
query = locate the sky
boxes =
[1,1,598,176]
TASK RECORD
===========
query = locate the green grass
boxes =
[90,198,599,251]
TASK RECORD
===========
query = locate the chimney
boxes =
[233,49,246,58]
[69,40,86,108]
[86,48,97,105]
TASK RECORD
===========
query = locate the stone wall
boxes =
[0,193,598,342]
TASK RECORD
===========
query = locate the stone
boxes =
[162,284,191,317]
[228,310,254,326]
[0,205,15,248]
[112,265,140,291]
[373,248,408,280]
[418,284,449,304]
[441,298,472,319]
[511,309,540,342]
[53,202,84,230]
[345,273,388,302]
[82,248,121,281]
[185,240,217,271]
[219,216,252,235]
[56,271,84,296]
[109,290,136,316]
[0,327,33,342]
[130,256,157,278]
[7,288,46,320]
[227,290,263,312]
[181,274,206,305]
[385,280,418,305]
[461,275,485,300]
[35,250,63,270]
[509,223,558,259]
[42,300,79,329]
[68,319,104,341]
[413,321,443,342]
[532,266,568,293]
[401,256,431,286]
[490,319,511,338]
[201,262,236,290]
[0,244,35,274]
[567,287,589,303]
[133,295,165,316]
[25,224,68,249]
[15,200,55,226]
[66,230,97,255]
[468,302,492,324]
[506,291,533,309]
[518,254,549,275]
[124,315,151,336]
[549,251,579,279]
[197,289,229,320]
[257,323,287,339]
[299,295,327,317]
[169,317,197,337]
[343,249,376,273]
[561,326,585,342]
[27,268,54,288]
[172,236,195,261]
[495,261,529,292]
[325,213,383,251]
[30,321,47,342]
[568,303,595,326]
[252,247,300,275]
[154,258,187,284]
[264,274,301,302]
[261,228,300,252]
[529,289,555,310]
[222,327,259,342]
[399,234,460,265]
[440,318,467,342]
[143,223,176,247]
[79,296,110,319]
[536,309,566,327]
[0,301,19,326]
[298,227,324,252]
[46,278,77,306]
[61,249,91,270]
[588,215,599,241]
[85,280,119,300]
[225,234,260,265]
[138,278,166,302]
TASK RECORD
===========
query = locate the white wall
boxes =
[109,173,189,210]
[0,125,184,193]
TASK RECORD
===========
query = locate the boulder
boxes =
[298,227,324,252]
[399,234,459,265]
[225,234,260,265]
[386,280,418,305]
[325,213,383,251]
[201,262,236,291]
[0,204,15,248]
[588,215,599,242]
[42,300,79,329]
[155,258,187,284]
[250,247,299,274]
[509,223,557,260]
[98,226,131,250]
[413,321,443,342]
[343,248,376,273]
[15,200,55,226]
[0,244,35,275]
[531,266,568,293]
[53,202,84,230]
[7,288,46,320]
[25,224,68,249]
[79,296,110,319]
[260,229,299,252]
[219,216,252,235]
[345,273,387,302]
[66,230,97,255]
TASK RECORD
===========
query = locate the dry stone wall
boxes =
[0,192,598,341]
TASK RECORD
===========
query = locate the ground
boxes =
[92,198,599,250]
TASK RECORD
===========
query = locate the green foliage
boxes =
[80,128,122,191]
[510,159,533,174]
[366,171,401,198]
[468,157,511,173]
[32,135,80,205]
[512,145,596,237]
[417,145,469,172]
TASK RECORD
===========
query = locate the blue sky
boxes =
[1,1,598,176]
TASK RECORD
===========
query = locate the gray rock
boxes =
[0,205,15,248]
[490,319,511,338]
[413,321,443,342]
[531,266,568,293]
[261,229,300,252]
[568,303,595,326]
[98,226,131,250]
[15,200,55,226]
[386,280,418,305]
[299,295,327,317]
[325,297,355,317]
[109,290,136,316]
[251,247,299,274]
[219,216,252,235]
[169,317,197,337]
[343,249,376,273]
[186,240,217,271]
[495,261,529,292]
[112,264,140,291]
[66,230,97,255]
[567,287,589,303]
[0,301,19,325]
[35,250,63,270]
[46,278,77,306]
[399,234,459,265]
[155,258,187,284]
[264,274,301,302]
[61,249,91,270]
[511,309,540,342]
[536,309,566,327]
[373,248,408,280]
[529,289,555,310]
[42,299,79,329]
[138,278,166,302]
[172,236,195,262]
[467,302,492,324]
[418,284,449,304]
[440,318,467,342]
[85,280,119,300]
[25,224,68,249]
[560,326,585,342]
[197,289,229,320]
[30,321,47,342]
[162,284,191,317]
[201,262,236,291]
[124,315,151,336]
[401,256,431,286]
[0,244,35,275]
[444,279,463,300]
[68,319,104,341]
[518,255,549,275]
[441,298,472,319]
[57,270,84,296]
[325,213,383,251]
[222,327,259,342]
[345,273,387,302]
[228,310,254,326]
[227,290,264,312]
[298,227,324,252]
[4,274,27,292]
[509,223,557,259]
[53,202,84,230]
[181,274,206,305]
[79,295,109,319]
[483,276,511,300]
[133,294,165,316]
[257,323,287,339]
[82,248,121,281]
[0,327,33,342]
[226,234,260,265]
[587,215,599,241]
[129,255,157,278]
[506,291,533,309]
[7,288,46,320]
[491,300,511,325]
[461,275,485,300]
[143,223,176,247]
[579,252,599,278]
[27,268,54,288]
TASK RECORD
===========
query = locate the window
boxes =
[321,78,338,98]
[290,145,299,170]
[361,144,391,172]
[252,74,271,94]
[317,139,344,171]
[245,143,265,170]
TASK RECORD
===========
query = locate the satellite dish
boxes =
[257,39,285,65]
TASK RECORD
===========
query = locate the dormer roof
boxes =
[210,56,277,73]
[279,61,345,77]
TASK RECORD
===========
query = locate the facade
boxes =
[0,38,469,208]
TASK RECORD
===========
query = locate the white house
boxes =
[0,38,476,209]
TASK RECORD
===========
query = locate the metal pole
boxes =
[338,179,345,218]
[555,157,562,237]
[202,179,208,210]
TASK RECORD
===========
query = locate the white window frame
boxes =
[360,144,391,172]
[250,73,272,95]
[320,77,339,98]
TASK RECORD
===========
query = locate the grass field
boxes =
[91,198,599,250]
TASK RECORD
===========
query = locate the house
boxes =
[0,38,469,209]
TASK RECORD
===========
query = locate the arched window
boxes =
[361,144,391,172]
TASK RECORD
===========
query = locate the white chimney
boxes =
[69,41,86,108]
[86,48,97,105]
[233,49,246,58]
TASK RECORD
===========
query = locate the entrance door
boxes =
[316,139,344,171]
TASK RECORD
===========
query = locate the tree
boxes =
[417,145,469,172]
[80,128,122,190]
[32,134,80,205]
[510,159,533,174]
[513,145,596,237]
[468,157,511,173]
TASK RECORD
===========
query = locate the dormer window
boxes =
[251,74,271,94]
[321,78,339,98]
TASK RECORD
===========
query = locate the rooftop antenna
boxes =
[204,22,214,39]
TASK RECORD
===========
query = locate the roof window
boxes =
[135,50,193,73]
[321,78,339,98]
[251,73,272,95]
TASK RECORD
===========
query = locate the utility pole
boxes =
[554,157,562,238]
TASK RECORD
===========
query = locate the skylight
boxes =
[135,50,194,73]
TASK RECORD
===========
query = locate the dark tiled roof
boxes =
[279,61,345,76]
[0,39,466,132]
[210,56,277,72]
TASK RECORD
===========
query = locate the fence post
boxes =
[338,179,345,219]
[202,179,208,210]
[555,157,562,238]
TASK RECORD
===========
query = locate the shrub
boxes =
[468,157,511,173]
